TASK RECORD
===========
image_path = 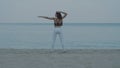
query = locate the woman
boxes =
[38,11,67,50]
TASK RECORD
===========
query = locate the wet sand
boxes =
[0,49,120,68]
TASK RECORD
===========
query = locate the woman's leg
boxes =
[59,29,64,50]
[52,30,57,50]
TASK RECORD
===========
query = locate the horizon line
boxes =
[0,22,120,24]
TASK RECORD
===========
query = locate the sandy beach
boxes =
[0,49,120,68]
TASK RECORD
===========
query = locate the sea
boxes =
[0,23,120,49]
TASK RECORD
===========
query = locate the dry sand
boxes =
[0,49,120,68]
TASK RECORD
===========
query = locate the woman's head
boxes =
[55,12,62,19]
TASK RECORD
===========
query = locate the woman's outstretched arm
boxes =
[38,16,54,20]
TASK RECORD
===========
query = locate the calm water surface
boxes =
[0,23,120,49]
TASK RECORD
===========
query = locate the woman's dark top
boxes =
[54,18,63,27]
[54,21,63,27]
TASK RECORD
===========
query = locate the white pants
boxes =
[52,27,64,49]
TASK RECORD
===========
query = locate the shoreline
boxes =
[0,48,120,54]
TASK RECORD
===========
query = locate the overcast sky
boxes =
[0,0,120,23]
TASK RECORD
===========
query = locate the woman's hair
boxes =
[56,12,62,19]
